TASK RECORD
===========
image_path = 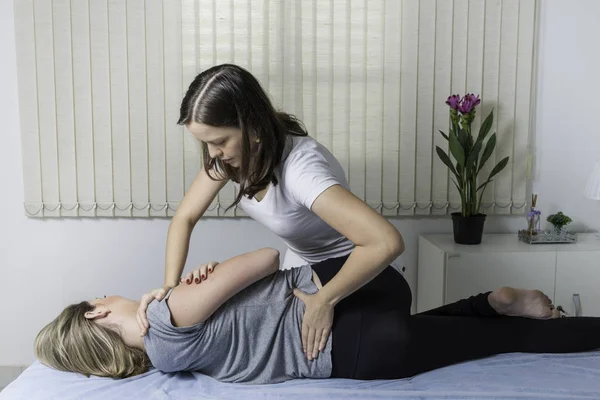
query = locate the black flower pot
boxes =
[451,212,487,245]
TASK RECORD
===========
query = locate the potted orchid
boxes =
[436,94,509,244]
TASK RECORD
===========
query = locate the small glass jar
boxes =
[553,225,567,240]
[526,209,541,235]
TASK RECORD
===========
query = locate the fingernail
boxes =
[202,274,206,279]
[208,268,212,272]
[186,279,190,284]
[195,278,200,283]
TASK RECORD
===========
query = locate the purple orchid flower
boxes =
[457,93,481,114]
[445,94,460,110]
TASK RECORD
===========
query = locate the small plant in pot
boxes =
[547,211,572,235]
[436,94,510,244]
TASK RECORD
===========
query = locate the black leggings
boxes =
[311,255,600,380]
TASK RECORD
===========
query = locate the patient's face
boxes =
[90,295,122,306]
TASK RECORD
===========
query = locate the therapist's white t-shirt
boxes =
[237,135,354,264]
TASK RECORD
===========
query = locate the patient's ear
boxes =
[84,305,111,320]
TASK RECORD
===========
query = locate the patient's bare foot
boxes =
[488,287,561,319]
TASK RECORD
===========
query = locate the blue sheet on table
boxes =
[2,351,600,400]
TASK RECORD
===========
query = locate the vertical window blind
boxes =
[15,0,537,217]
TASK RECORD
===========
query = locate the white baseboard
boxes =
[0,366,29,388]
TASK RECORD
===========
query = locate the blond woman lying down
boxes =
[36,248,600,384]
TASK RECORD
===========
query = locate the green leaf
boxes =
[465,141,482,171]
[439,130,449,141]
[478,133,497,173]
[435,147,460,182]
[476,180,492,214]
[452,121,468,150]
[476,110,494,144]
[477,179,492,192]
[456,162,464,182]
[487,156,510,180]
[449,131,465,169]
[450,178,462,195]
[451,120,460,136]
[451,178,467,215]
[457,126,470,153]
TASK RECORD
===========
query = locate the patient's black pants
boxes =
[311,255,600,380]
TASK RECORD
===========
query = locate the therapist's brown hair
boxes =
[178,64,307,209]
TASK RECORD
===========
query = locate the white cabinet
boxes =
[445,252,556,304]
[555,251,600,317]
[417,233,600,316]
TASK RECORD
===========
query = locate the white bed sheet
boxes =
[2,351,600,400]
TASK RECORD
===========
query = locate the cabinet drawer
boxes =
[555,251,600,317]
[445,252,556,304]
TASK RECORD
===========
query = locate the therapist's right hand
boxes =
[137,285,173,336]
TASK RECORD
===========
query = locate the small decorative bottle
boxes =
[526,194,541,236]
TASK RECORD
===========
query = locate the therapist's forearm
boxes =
[164,216,195,288]
[317,242,403,306]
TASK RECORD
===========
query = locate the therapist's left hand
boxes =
[181,261,219,284]
[293,289,333,361]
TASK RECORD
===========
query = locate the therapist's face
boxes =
[187,122,243,168]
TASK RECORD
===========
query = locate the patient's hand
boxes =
[181,261,219,284]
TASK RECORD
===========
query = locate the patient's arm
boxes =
[166,247,280,327]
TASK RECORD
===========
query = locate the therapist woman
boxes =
[137,64,405,360]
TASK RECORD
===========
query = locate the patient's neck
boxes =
[118,307,145,351]
[100,299,145,351]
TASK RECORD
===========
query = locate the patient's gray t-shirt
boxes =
[144,265,332,384]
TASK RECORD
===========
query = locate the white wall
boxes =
[533,0,600,230]
[1,0,599,366]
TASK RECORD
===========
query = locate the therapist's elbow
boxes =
[382,226,405,260]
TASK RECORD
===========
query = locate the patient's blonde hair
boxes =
[35,301,150,379]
